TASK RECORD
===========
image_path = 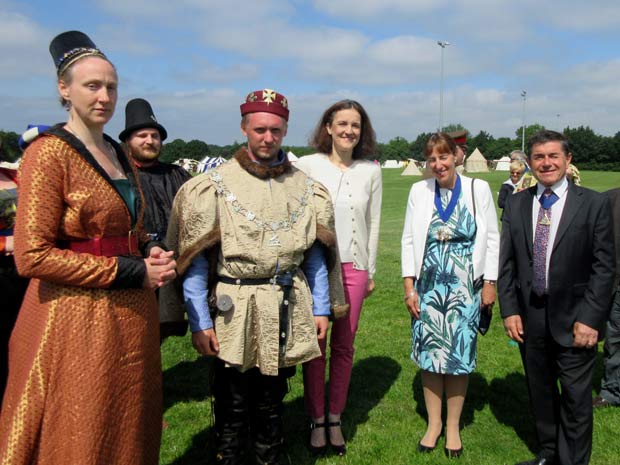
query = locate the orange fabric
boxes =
[0,134,162,465]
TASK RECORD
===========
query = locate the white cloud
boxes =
[0,10,50,78]
[313,0,444,18]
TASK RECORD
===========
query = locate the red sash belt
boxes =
[60,232,139,257]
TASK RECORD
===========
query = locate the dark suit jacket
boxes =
[606,188,620,287]
[498,183,615,347]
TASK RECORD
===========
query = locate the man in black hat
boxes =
[120,98,191,338]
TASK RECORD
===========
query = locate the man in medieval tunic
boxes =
[164,88,347,464]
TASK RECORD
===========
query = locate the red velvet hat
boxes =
[447,130,467,146]
[240,89,289,121]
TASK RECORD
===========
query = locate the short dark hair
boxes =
[424,132,457,158]
[309,99,376,159]
[527,130,570,157]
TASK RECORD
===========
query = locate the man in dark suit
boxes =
[498,130,615,465]
[593,188,620,408]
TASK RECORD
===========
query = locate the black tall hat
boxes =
[49,30,107,76]
[119,98,168,142]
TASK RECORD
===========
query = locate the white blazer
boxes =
[401,175,499,281]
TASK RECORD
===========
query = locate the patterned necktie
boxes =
[532,188,558,296]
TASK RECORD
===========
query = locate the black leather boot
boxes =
[214,360,250,465]
[250,371,288,464]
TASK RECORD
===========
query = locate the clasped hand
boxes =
[143,246,177,289]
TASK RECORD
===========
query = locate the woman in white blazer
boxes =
[297,100,381,456]
[401,133,498,458]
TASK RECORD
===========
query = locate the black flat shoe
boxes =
[445,446,463,459]
[308,421,327,456]
[328,420,346,456]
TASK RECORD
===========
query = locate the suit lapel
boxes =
[552,183,584,252]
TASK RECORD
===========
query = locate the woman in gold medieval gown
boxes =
[0,31,176,465]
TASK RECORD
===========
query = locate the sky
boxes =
[1,0,619,147]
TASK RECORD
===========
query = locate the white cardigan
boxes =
[401,175,499,281]
[296,153,382,279]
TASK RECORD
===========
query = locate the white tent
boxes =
[382,159,403,168]
[495,156,511,171]
[464,148,489,173]
[198,156,226,173]
[287,151,299,162]
[401,160,422,176]
[174,158,200,173]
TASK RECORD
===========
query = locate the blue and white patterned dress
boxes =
[411,187,480,375]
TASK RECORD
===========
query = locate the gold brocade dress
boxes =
[0,126,162,465]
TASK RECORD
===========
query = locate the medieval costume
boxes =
[163,145,347,463]
[0,126,162,465]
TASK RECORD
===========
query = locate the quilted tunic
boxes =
[163,148,347,376]
[0,126,162,465]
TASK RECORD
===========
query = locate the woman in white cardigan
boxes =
[401,133,498,458]
[297,100,381,456]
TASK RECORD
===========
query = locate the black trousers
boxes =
[519,294,596,465]
[213,359,291,465]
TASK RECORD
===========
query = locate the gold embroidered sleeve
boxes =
[14,138,119,288]
[165,174,220,275]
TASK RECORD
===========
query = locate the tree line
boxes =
[2,124,620,171]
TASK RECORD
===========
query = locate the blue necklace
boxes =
[434,175,461,223]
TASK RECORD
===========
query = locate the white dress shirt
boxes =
[532,177,569,286]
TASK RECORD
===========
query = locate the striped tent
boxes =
[198,156,226,173]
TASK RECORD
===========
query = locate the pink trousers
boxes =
[302,263,369,418]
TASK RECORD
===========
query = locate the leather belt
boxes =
[219,269,297,357]
[59,231,140,257]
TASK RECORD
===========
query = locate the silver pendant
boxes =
[268,233,282,247]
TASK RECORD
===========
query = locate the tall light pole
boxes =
[521,90,527,152]
[556,113,561,131]
[437,40,450,132]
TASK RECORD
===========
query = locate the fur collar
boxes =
[234,147,292,179]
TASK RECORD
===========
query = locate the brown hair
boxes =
[527,130,570,157]
[57,56,116,110]
[424,132,457,158]
[309,99,376,159]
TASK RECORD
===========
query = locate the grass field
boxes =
[160,169,620,465]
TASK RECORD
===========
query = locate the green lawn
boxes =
[160,169,620,465]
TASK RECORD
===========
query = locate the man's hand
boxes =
[503,315,524,343]
[314,316,329,341]
[573,322,599,349]
[191,328,220,356]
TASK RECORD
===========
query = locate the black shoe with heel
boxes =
[308,421,327,456]
[328,420,347,456]
[417,428,443,453]
[445,446,463,459]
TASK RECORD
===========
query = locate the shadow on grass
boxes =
[163,357,216,464]
[488,371,537,454]
[283,355,401,464]
[163,356,215,411]
[410,367,537,455]
[411,370,488,428]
